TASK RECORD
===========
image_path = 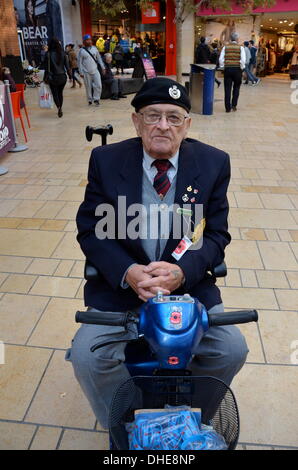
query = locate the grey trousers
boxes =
[83,70,102,102]
[65,303,249,430]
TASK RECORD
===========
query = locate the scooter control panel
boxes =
[153,292,194,303]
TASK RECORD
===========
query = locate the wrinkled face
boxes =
[132,103,191,159]
[105,55,112,63]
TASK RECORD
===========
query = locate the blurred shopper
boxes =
[43,37,70,117]
[219,32,246,112]
[120,34,131,69]
[243,41,260,85]
[248,40,258,74]
[195,37,211,64]
[78,34,106,106]
[68,44,82,89]
[0,67,17,92]
[210,42,221,88]
[96,36,105,56]
[113,44,125,75]
[104,35,111,53]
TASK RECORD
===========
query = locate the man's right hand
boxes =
[125,264,170,302]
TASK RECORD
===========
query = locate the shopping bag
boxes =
[39,83,53,109]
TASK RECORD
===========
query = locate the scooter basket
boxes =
[109,375,239,450]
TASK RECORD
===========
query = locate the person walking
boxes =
[68,44,82,89]
[248,40,258,75]
[243,41,260,85]
[78,34,106,106]
[195,37,220,88]
[43,37,70,118]
[195,37,211,64]
[210,42,221,88]
[219,32,246,112]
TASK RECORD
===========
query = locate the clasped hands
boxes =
[125,262,185,302]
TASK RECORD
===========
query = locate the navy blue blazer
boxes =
[76,137,231,311]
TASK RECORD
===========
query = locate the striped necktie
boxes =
[153,159,172,199]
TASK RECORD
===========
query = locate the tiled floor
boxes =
[0,74,297,450]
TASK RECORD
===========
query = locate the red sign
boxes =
[142,2,160,24]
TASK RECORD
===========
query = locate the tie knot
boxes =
[153,159,171,172]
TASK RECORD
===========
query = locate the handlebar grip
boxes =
[208,310,258,327]
[75,310,136,326]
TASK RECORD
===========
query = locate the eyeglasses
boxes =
[138,111,189,126]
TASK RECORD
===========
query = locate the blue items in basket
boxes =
[125,406,227,450]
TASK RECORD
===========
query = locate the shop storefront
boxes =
[13,0,82,66]
[195,0,298,77]
[80,0,177,76]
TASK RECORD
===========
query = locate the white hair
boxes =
[231,32,239,42]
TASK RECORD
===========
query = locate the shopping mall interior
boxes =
[195,10,298,77]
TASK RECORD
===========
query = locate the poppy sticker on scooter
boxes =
[169,306,183,329]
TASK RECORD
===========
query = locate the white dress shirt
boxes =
[142,149,179,184]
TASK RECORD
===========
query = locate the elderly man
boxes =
[102,53,127,100]
[78,34,106,106]
[67,77,248,430]
[219,32,246,112]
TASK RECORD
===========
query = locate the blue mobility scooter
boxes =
[76,126,258,450]
[75,260,258,450]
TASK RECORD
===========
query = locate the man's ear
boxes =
[183,117,192,138]
[132,112,141,137]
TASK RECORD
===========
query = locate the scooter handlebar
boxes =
[208,309,258,327]
[75,310,137,326]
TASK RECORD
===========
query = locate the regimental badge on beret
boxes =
[131,77,191,112]
[169,85,181,100]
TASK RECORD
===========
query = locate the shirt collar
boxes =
[143,148,179,171]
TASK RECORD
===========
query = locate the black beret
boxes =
[131,77,191,113]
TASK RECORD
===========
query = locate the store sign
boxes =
[0,86,15,156]
[142,2,160,24]
[14,0,64,65]
[198,0,298,15]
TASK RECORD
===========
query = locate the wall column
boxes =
[165,0,176,76]
[181,13,195,75]
[79,0,92,37]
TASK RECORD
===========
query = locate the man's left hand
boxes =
[138,261,185,295]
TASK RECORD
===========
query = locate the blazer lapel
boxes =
[116,138,151,264]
